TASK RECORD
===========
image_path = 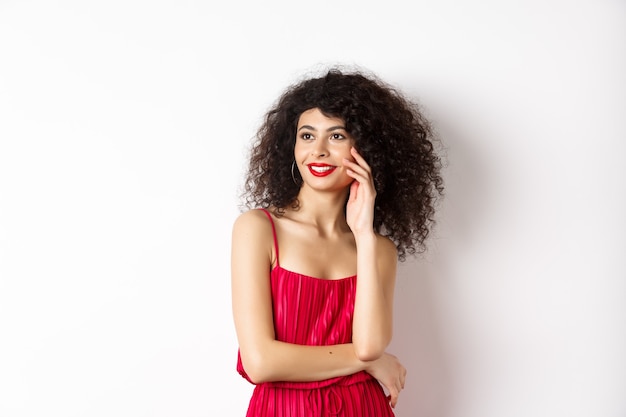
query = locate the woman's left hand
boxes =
[344,147,376,235]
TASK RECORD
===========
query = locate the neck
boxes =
[290,186,350,231]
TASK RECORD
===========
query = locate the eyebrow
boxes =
[297,125,346,132]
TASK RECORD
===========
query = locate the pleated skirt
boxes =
[245,379,395,417]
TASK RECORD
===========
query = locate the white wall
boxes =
[0,1,624,416]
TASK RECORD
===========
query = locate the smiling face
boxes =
[294,108,355,192]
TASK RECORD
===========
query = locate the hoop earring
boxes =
[291,161,301,185]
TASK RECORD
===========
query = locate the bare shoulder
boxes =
[232,208,271,233]
[375,234,399,272]
[376,234,398,258]
[231,209,274,263]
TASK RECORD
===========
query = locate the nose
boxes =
[311,141,328,157]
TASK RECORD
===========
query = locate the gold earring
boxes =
[291,161,301,185]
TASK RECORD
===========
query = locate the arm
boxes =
[231,210,367,384]
[352,233,397,361]
[344,147,398,361]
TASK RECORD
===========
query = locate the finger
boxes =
[347,180,359,204]
[345,170,376,199]
[395,377,403,395]
[344,159,376,194]
[350,147,372,173]
[389,388,398,408]
[343,158,371,180]
[343,161,372,186]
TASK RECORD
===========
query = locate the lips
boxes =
[307,163,337,177]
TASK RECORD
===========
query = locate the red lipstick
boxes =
[307,163,336,177]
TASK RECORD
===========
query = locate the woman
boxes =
[231,67,443,416]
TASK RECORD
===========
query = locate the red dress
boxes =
[237,209,395,417]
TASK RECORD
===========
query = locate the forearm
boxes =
[352,233,394,360]
[240,341,366,384]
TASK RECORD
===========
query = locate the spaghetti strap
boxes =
[259,208,280,267]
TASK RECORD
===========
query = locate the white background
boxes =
[1,1,624,416]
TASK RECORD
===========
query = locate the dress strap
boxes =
[259,208,280,267]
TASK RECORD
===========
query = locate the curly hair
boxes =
[240,67,444,260]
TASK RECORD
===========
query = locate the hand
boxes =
[364,352,407,408]
[344,147,376,235]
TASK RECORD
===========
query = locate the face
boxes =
[294,108,355,191]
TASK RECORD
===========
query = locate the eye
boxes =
[331,133,346,140]
[300,133,314,140]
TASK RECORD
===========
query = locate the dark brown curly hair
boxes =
[241,67,444,260]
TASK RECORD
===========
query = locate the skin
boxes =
[231,108,407,408]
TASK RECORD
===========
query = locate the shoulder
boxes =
[376,234,398,258]
[233,208,270,227]
[231,209,276,264]
[375,234,399,271]
[232,209,273,238]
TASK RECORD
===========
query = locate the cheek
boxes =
[343,140,355,156]
[342,148,355,162]
[293,142,305,159]
[294,147,307,162]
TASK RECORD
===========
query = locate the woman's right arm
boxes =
[231,210,365,384]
